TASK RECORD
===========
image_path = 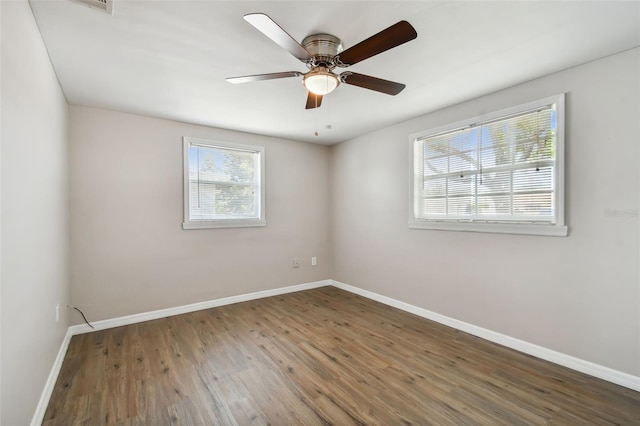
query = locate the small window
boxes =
[183,137,265,229]
[410,94,567,236]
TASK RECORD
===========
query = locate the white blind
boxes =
[414,105,557,223]
[188,143,261,221]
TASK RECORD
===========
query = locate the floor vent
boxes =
[71,0,114,15]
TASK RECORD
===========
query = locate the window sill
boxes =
[183,219,266,230]
[408,220,568,236]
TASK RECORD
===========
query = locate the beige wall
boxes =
[1,1,71,424]
[3,6,637,421]
[331,48,640,376]
[69,106,332,321]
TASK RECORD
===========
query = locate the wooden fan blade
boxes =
[336,21,417,67]
[305,93,323,109]
[244,13,312,62]
[340,72,406,95]
[226,71,302,84]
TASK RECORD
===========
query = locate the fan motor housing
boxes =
[302,34,343,66]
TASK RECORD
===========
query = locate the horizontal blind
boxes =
[415,105,556,223]
[188,144,261,220]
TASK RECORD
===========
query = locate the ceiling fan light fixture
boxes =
[303,68,339,96]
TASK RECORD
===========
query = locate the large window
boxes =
[183,137,265,229]
[410,94,567,236]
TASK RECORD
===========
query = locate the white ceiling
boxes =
[30,0,640,145]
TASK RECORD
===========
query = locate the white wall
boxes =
[331,48,640,376]
[1,1,71,424]
[69,106,332,321]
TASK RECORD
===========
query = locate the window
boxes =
[410,94,567,236]
[183,137,265,229]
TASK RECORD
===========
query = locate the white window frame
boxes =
[183,137,266,229]
[409,94,567,237]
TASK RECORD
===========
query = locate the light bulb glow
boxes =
[303,69,339,95]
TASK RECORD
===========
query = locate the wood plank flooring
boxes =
[44,287,640,425]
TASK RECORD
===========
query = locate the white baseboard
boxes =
[31,327,73,426]
[330,280,640,392]
[32,280,331,425]
[33,277,639,424]
[67,279,331,336]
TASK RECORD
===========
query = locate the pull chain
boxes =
[314,94,319,136]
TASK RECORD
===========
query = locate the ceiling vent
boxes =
[71,0,114,15]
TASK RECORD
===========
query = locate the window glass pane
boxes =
[479,145,502,169]
[422,198,446,215]
[186,142,262,223]
[513,167,553,192]
[477,195,511,215]
[483,121,515,166]
[413,96,561,227]
[477,170,511,194]
[424,177,446,197]
[448,196,474,216]
[449,149,476,174]
[449,128,477,173]
[448,175,475,196]
[424,155,448,176]
[513,193,553,217]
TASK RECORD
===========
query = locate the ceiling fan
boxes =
[226,14,417,109]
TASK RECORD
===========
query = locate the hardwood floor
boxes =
[44,287,640,425]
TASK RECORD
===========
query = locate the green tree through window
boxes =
[183,137,265,229]
[411,94,566,236]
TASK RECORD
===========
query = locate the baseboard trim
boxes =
[68,279,332,336]
[33,280,331,424]
[330,280,640,392]
[33,277,639,424]
[31,327,74,426]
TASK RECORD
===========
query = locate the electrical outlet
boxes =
[311,257,317,266]
[293,258,300,268]
[55,304,60,324]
